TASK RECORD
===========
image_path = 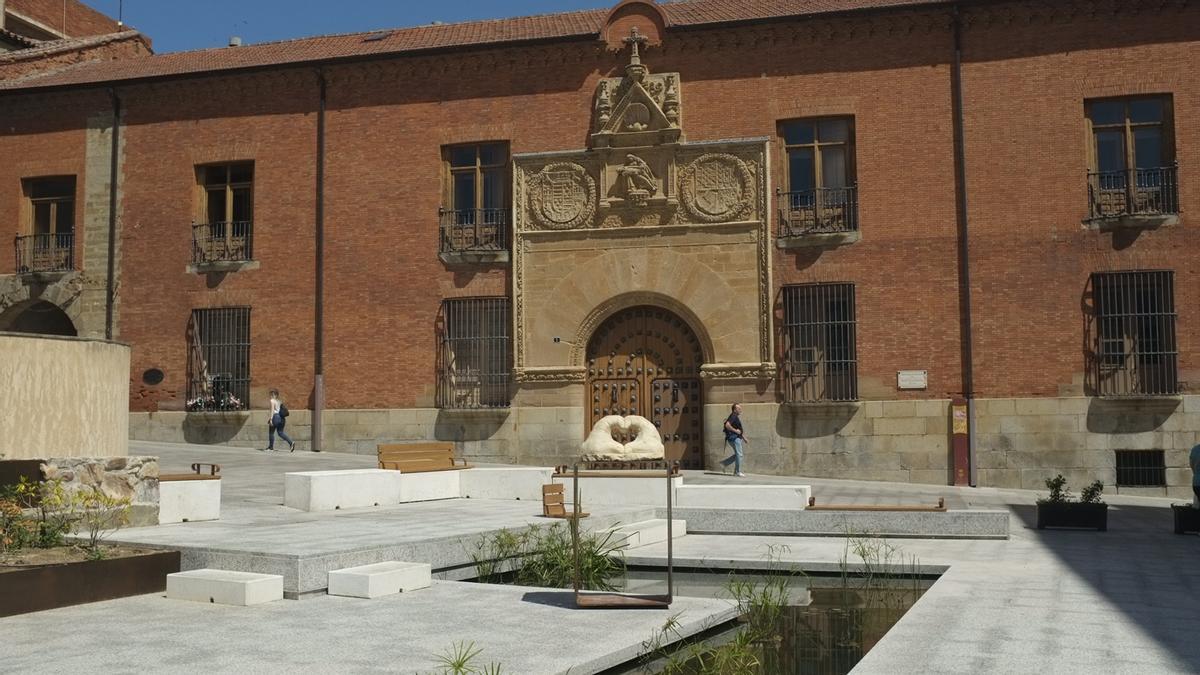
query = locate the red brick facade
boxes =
[1,0,1198,486]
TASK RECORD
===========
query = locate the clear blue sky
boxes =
[86,0,605,53]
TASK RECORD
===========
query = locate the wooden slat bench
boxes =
[377,443,471,473]
[806,497,947,512]
[160,463,222,482]
[542,483,588,519]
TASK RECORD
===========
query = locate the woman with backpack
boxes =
[264,389,295,452]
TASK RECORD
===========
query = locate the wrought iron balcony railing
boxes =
[777,186,859,238]
[192,221,253,265]
[439,208,508,255]
[14,232,74,273]
[1087,165,1179,222]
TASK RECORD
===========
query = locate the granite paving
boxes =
[5,440,1193,673]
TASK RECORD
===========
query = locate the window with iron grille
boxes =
[186,307,251,412]
[778,118,857,237]
[193,163,254,264]
[1085,96,1178,220]
[438,298,511,409]
[440,143,509,255]
[1114,449,1166,487]
[16,176,76,273]
[782,283,858,403]
[1091,271,1178,397]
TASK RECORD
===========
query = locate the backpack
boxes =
[279,403,289,418]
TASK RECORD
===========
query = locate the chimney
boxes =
[228,36,242,47]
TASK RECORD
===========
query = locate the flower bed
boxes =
[1,546,180,617]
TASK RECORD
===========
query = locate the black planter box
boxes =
[1173,504,1200,534]
[0,549,180,617]
[1036,502,1108,531]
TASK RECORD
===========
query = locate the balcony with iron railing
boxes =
[190,221,255,272]
[14,232,74,274]
[438,207,510,264]
[776,186,860,248]
[1086,164,1180,228]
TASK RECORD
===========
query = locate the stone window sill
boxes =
[439,251,511,265]
[776,231,861,249]
[1084,213,1179,231]
[187,260,261,274]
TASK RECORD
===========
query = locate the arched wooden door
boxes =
[585,306,705,469]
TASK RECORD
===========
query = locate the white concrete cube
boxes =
[166,569,283,606]
[458,467,554,500]
[283,469,403,511]
[609,519,687,548]
[327,561,432,599]
[398,471,461,503]
[555,475,682,507]
[159,478,221,524]
[675,484,811,510]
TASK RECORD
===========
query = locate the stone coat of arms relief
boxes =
[512,26,774,385]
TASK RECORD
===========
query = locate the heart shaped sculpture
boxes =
[580,414,665,460]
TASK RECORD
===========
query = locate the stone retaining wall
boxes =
[131,395,1200,498]
[40,456,159,526]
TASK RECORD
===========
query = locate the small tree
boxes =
[72,487,131,560]
[1039,474,1073,504]
[1079,480,1105,504]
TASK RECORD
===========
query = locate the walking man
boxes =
[720,403,746,477]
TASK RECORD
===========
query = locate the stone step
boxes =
[166,569,283,606]
[327,561,432,599]
[608,519,687,549]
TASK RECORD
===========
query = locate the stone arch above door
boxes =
[515,246,768,378]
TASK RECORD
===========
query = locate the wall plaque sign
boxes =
[897,370,928,390]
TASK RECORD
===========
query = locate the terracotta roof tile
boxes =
[0,0,953,92]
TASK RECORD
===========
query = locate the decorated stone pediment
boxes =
[591,27,681,149]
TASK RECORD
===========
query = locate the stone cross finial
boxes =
[623,26,648,66]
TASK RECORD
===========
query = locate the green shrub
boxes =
[0,497,36,552]
[1041,474,1071,503]
[1079,480,1105,504]
[71,487,131,558]
[469,522,626,591]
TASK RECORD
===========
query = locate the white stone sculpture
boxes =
[579,414,665,461]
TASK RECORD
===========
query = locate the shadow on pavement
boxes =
[1011,501,1200,671]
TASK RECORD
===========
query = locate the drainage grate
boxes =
[1114,449,1166,487]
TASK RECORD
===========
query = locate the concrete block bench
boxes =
[675,484,810,510]
[159,474,221,524]
[459,467,554,500]
[609,519,687,549]
[166,569,283,606]
[398,471,461,503]
[284,469,403,511]
[554,473,683,508]
[327,561,432,599]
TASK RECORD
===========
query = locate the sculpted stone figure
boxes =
[579,414,665,460]
[617,154,656,205]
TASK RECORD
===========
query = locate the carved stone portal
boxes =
[511,27,774,399]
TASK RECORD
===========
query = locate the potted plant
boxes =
[1036,475,1107,531]
[1172,502,1200,535]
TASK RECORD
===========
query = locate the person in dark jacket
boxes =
[720,403,746,477]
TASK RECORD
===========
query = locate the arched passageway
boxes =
[0,300,77,337]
